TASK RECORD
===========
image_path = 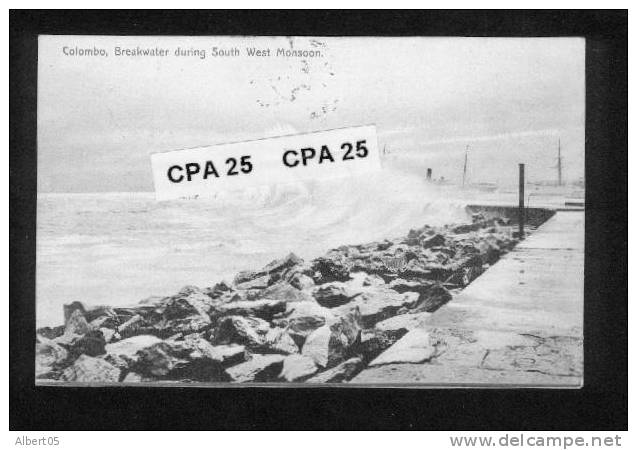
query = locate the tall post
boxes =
[426,168,432,181]
[462,145,469,188]
[518,163,525,239]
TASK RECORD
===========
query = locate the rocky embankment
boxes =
[36,214,519,384]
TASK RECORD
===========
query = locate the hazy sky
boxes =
[38,36,585,192]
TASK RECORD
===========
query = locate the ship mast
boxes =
[462,145,469,188]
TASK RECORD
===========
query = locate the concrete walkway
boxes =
[352,211,584,387]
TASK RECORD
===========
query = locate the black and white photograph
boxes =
[9,8,628,435]
[33,34,586,387]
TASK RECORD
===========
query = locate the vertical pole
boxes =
[519,163,525,239]
[462,145,469,188]
[426,168,432,181]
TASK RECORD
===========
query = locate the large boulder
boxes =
[310,255,351,284]
[63,301,87,323]
[301,307,362,368]
[162,288,217,319]
[421,233,446,249]
[117,315,148,339]
[288,272,315,290]
[261,253,304,278]
[368,329,438,367]
[279,355,318,382]
[61,354,121,383]
[66,329,107,358]
[226,354,286,382]
[280,301,335,348]
[217,299,287,321]
[354,329,409,363]
[205,281,234,300]
[213,316,270,348]
[233,253,304,289]
[313,284,360,308]
[253,282,313,303]
[234,274,271,290]
[35,336,69,379]
[134,342,188,377]
[64,309,90,336]
[169,334,247,367]
[104,335,163,370]
[412,284,452,313]
[213,316,296,354]
[336,289,420,329]
[36,325,65,340]
[306,357,364,383]
[262,328,299,355]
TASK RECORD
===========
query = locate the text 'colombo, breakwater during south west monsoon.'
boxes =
[61,45,325,59]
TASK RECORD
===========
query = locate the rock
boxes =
[256,282,313,302]
[232,257,305,289]
[302,307,362,368]
[374,312,431,332]
[338,289,420,329]
[157,314,212,336]
[388,278,434,294]
[206,281,233,299]
[421,233,445,248]
[64,309,89,336]
[35,337,69,378]
[169,358,232,382]
[84,305,118,324]
[310,256,351,284]
[262,328,299,355]
[163,290,217,319]
[61,354,121,383]
[234,270,261,285]
[313,284,360,308]
[213,316,271,348]
[67,329,106,358]
[279,355,318,382]
[217,299,287,321]
[412,284,452,313]
[100,327,117,343]
[235,274,271,290]
[283,301,334,348]
[355,329,409,363]
[287,315,326,345]
[368,329,438,366]
[104,335,164,369]
[226,354,286,382]
[36,325,65,340]
[261,252,304,276]
[63,301,87,323]
[122,372,148,382]
[289,273,315,290]
[117,314,148,339]
[89,314,118,330]
[306,357,364,383]
[211,344,247,367]
[170,334,246,367]
[388,279,452,313]
[134,342,188,377]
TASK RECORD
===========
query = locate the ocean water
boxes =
[37,166,477,327]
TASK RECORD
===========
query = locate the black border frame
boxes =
[9,10,628,430]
